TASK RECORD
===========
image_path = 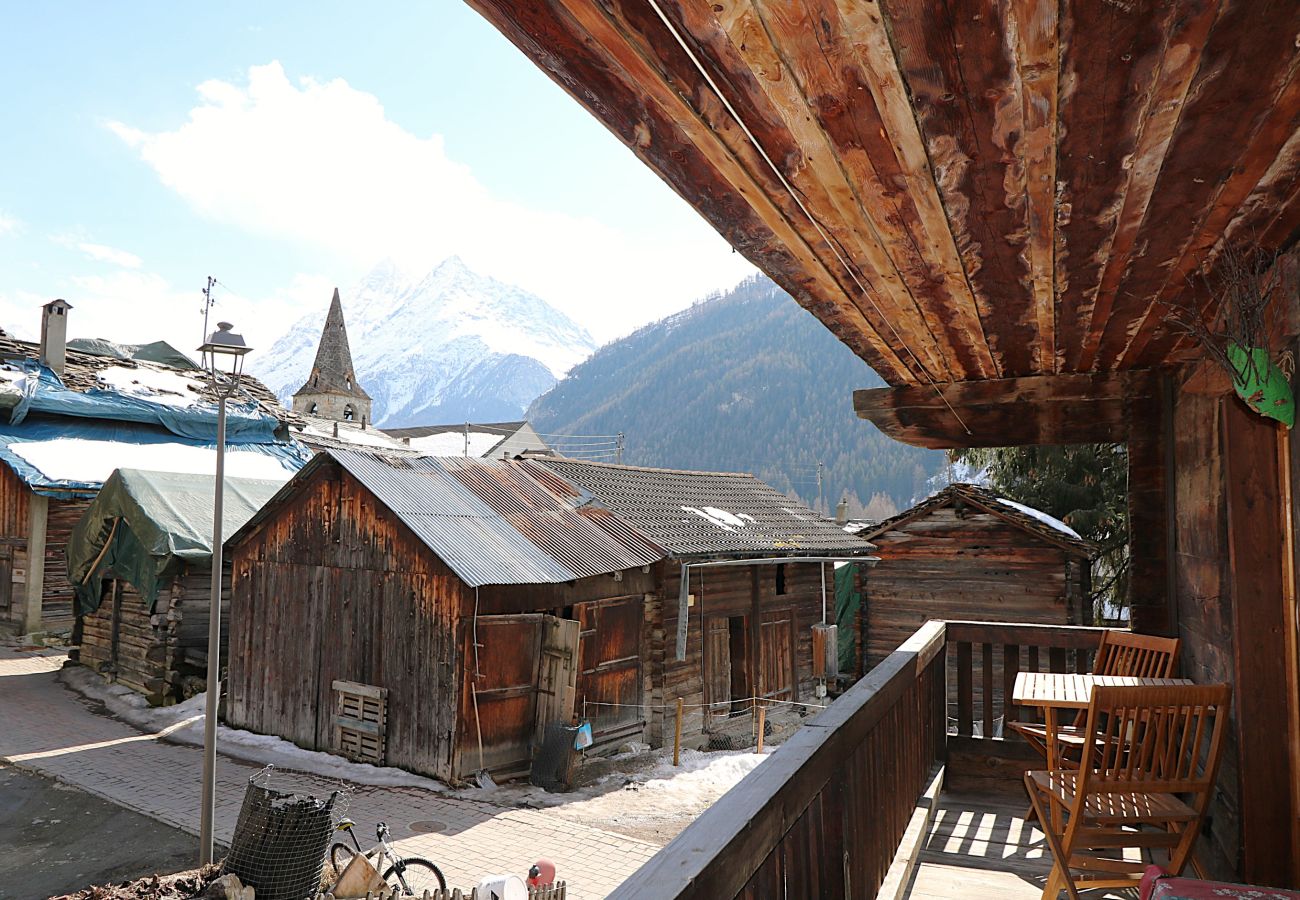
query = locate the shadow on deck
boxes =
[903,790,1138,900]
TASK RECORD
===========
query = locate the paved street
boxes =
[0,646,659,899]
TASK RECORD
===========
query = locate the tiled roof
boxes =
[523,456,875,559]
[859,483,1096,556]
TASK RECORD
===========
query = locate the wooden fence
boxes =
[314,883,565,900]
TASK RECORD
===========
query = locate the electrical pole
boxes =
[816,461,825,515]
[616,432,625,465]
[200,276,216,346]
[464,421,469,457]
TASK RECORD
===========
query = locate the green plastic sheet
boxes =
[68,468,285,615]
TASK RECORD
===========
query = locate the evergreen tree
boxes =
[951,444,1129,621]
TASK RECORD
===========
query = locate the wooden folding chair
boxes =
[1024,682,1231,900]
[1008,630,1181,763]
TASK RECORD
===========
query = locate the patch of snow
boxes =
[0,365,28,384]
[11,438,297,484]
[60,667,448,792]
[96,365,205,407]
[681,505,753,531]
[297,417,410,451]
[995,497,1083,540]
[408,431,502,457]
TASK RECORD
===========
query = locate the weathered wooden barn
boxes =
[465,0,1300,892]
[0,301,302,638]
[225,449,874,782]
[224,449,666,782]
[66,469,286,705]
[857,483,1095,670]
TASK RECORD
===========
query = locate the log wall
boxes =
[78,571,230,705]
[0,463,29,634]
[42,496,92,633]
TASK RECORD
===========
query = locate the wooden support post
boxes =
[1126,375,1175,636]
[1223,395,1297,886]
[673,697,683,767]
[20,494,48,636]
[756,703,766,754]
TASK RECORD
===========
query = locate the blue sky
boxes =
[0,2,753,363]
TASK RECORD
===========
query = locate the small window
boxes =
[308,402,318,415]
[775,563,787,595]
[343,405,355,421]
[346,376,352,390]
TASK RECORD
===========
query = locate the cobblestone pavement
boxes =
[0,646,659,898]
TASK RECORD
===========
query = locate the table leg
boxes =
[1044,705,1063,834]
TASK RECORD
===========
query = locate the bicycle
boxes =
[328,818,447,896]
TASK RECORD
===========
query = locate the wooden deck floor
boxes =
[902,791,1140,899]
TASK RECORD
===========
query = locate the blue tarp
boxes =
[0,416,309,497]
[7,362,283,443]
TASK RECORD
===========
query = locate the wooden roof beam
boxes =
[853,371,1156,449]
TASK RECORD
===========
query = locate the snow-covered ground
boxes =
[60,667,445,791]
[59,665,773,845]
[456,745,771,844]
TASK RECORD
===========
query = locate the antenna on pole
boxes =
[200,276,217,347]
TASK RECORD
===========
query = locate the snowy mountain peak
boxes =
[253,258,597,429]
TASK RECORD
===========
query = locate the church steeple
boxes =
[292,288,372,425]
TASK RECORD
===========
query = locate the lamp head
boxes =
[198,321,252,381]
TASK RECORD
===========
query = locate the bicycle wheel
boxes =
[383,856,447,895]
[328,842,356,876]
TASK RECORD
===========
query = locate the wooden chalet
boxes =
[0,300,301,639]
[66,469,285,705]
[466,0,1300,893]
[224,450,873,783]
[858,482,1094,680]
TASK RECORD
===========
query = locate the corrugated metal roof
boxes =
[329,450,665,587]
[523,457,875,558]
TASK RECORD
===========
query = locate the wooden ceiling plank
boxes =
[878,0,1042,378]
[486,0,920,382]
[813,0,1000,379]
[703,0,959,381]
[1009,0,1061,375]
[1092,0,1300,370]
[1122,64,1300,367]
[1054,0,1180,373]
[1075,0,1223,372]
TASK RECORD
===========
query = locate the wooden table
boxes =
[1011,672,1193,770]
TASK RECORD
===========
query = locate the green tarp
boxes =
[68,468,286,615]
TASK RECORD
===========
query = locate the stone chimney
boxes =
[40,299,73,378]
[835,493,849,526]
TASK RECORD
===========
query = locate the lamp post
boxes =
[197,321,251,866]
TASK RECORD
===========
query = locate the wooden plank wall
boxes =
[864,508,1082,729]
[42,496,92,633]
[227,461,466,782]
[650,562,827,746]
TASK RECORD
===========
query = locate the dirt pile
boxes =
[49,864,224,900]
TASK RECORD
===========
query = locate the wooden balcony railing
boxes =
[606,619,1112,900]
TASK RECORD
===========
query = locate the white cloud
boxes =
[108,62,754,342]
[0,212,19,237]
[76,241,142,268]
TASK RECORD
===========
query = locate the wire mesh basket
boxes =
[223,766,346,900]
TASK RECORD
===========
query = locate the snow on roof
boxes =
[11,438,297,486]
[407,430,503,457]
[296,416,410,451]
[95,364,206,408]
[995,497,1083,540]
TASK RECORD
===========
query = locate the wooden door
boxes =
[461,614,544,775]
[704,615,732,722]
[535,616,580,746]
[574,597,644,745]
[756,607,796,701]
[0,544,12,611]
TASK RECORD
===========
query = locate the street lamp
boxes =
[197,322,252,866]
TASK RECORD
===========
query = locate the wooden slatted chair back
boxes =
[1076,683,1231,796]
[1092,630,1180,678]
